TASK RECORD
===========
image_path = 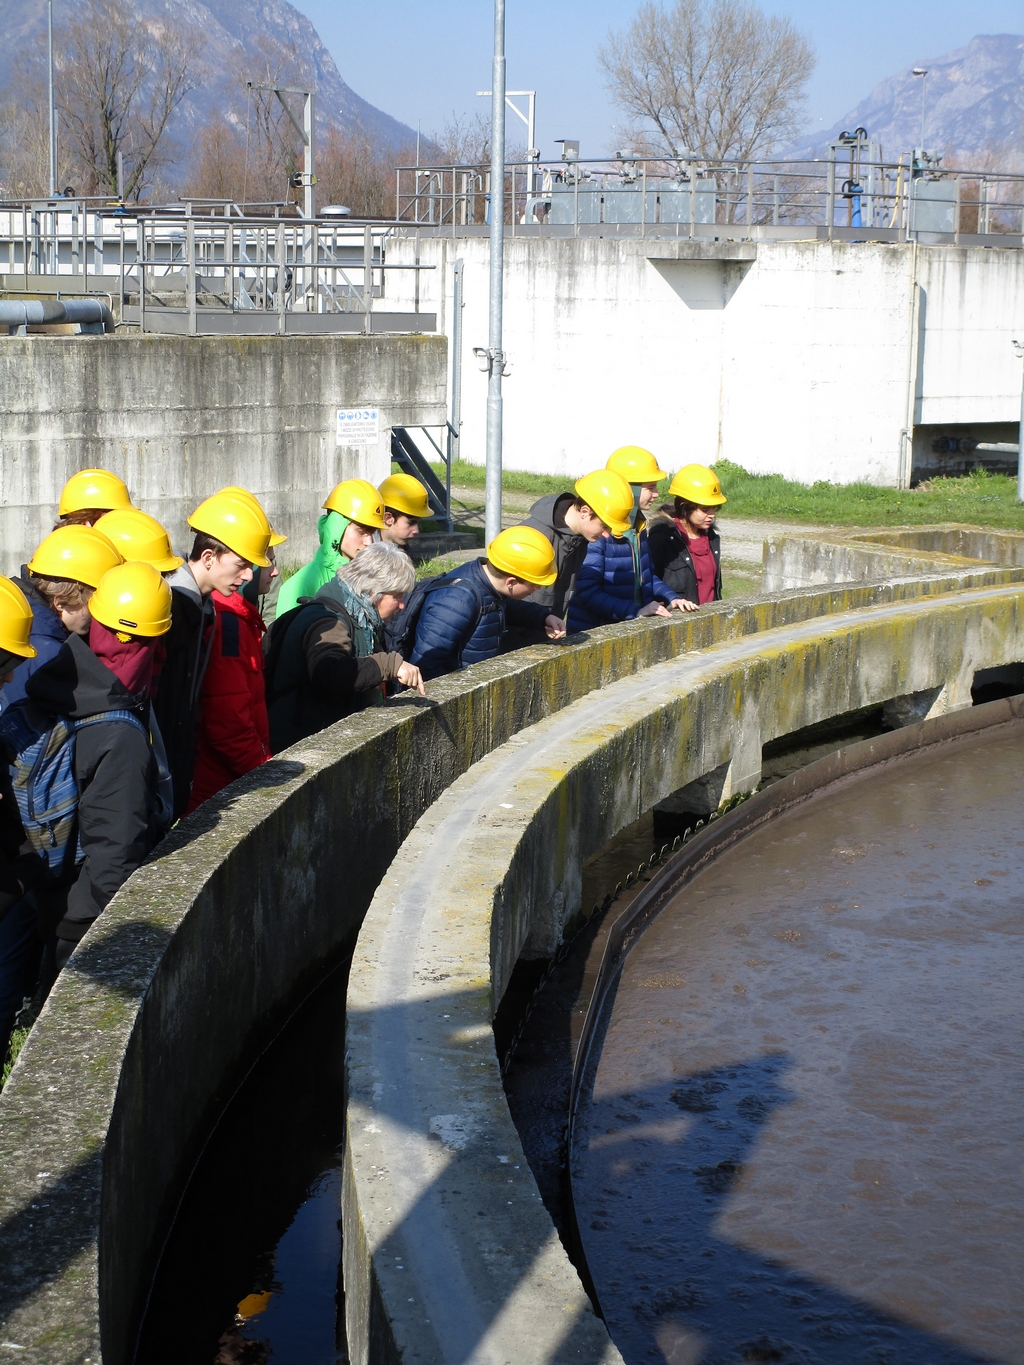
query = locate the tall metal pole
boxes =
[484,0,506,547]
[1014,341,1024,503]
[47,0,56,197]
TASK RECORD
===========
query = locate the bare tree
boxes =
[53,0,201,199]
[599,0,815,165]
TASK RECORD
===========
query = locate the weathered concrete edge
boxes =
[343,583,1024,1365]
[762,526,1024,593]
[0,572,994,1364]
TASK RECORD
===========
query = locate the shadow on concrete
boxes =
[0,1149,104,1326]
[149,759,308,853]
[64,919,175,998]
[569,1053,1001,1364]
[352,993,1006,1365]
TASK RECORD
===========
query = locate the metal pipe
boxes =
[484,0,506,547]
[448,258,464,533]
[1014,340,1024,503]
[0,299,114,334]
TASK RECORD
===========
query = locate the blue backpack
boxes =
[0,701,171,878]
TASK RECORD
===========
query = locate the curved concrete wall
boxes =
[0,562,1021,1364]
[344,581,1024,1365]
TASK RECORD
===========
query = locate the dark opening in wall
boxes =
[972,664,1024,706]
[911,423,1019,483]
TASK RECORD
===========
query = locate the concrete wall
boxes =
[763,527,1024,592]
[0,333,446,574]
[386,235,1023,487]
[343,583,1024,1365]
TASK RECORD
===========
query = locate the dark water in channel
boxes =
[137,965,349,1365]
[571,724,1024,1365]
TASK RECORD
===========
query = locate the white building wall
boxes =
[387,235,1023,486]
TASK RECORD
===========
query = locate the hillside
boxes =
[0,0,418,155]
[790,33,1023,166]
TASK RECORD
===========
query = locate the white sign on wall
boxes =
[336,408,381,447]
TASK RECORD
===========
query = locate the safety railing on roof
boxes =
[395,155,1024,246]
[0,201,437,334]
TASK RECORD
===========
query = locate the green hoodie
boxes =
[277,510,352,616]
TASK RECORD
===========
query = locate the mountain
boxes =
[789,34,1024,166]
[0,0,419,154]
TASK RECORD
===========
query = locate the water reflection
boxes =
[138,965,349,1364]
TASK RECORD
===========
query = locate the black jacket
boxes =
[266,580,405,753]
[27,633,156,939]
[524,493,586,617]
[153,565,215,818]
[647,512,722,605]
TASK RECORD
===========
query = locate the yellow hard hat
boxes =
[668,464,727,506]
[187,493,272,568]
[487,525,558,586]
[28,525,124,588]
[323,478,386,529]
[606,446,668,484]
[378,473,431,520]
[58,468,133,517]
[94,508,184,573]
[220,486,287,547]
[89,561,173,638]
[574,469,635,536]
[0,576,38,660]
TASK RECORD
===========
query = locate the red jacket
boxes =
[186,591,271,813]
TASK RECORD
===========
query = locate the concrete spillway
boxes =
[569,719,1023,1365]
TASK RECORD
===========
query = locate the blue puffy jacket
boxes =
[567,532,673,632]
[1,570,68,708]
[409,558,550,681]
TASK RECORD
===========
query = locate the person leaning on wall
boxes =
[407,525,566,682]
[647,464,727,607]
[276,479,385,616]
[265,540,424,753]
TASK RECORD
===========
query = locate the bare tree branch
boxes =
[599,0,815,165]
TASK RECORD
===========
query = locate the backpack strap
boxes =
[264,599,349,705]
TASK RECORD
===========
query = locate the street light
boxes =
[912,68,928,152]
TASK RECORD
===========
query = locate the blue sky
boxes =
[294,0,1021,155]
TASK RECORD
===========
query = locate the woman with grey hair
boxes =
[265,541,424,752]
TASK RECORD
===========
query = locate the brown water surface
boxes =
[572,723,1024,1365]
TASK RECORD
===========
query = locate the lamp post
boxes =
[484,0,506,546]
[47,0,56,197]
[912,68,928,152]
[1013,340,1024,503]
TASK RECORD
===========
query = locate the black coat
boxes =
[524,493,586,617]
[27,634,156,940]
[647,515,722,605]
[152,565,215,818]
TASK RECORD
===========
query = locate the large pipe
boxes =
[484,0,506,547]
[0,299,114,334]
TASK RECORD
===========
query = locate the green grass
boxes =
[414,553,468,580]
[709,460,1024,530]
[428,459,577,499]
[432,457,1024,530]
[2,1021,32,1090]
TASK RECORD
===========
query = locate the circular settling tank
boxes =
[570,722,1023,1365]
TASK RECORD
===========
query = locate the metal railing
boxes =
[0,200,436,334]
[395,155,1024,245]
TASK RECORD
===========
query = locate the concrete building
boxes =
[386,234,1024,486]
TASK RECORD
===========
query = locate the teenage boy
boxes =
[155,491,272,818]
[377,473,432,550]
[408,526,566,681]
[525,469,638,619]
